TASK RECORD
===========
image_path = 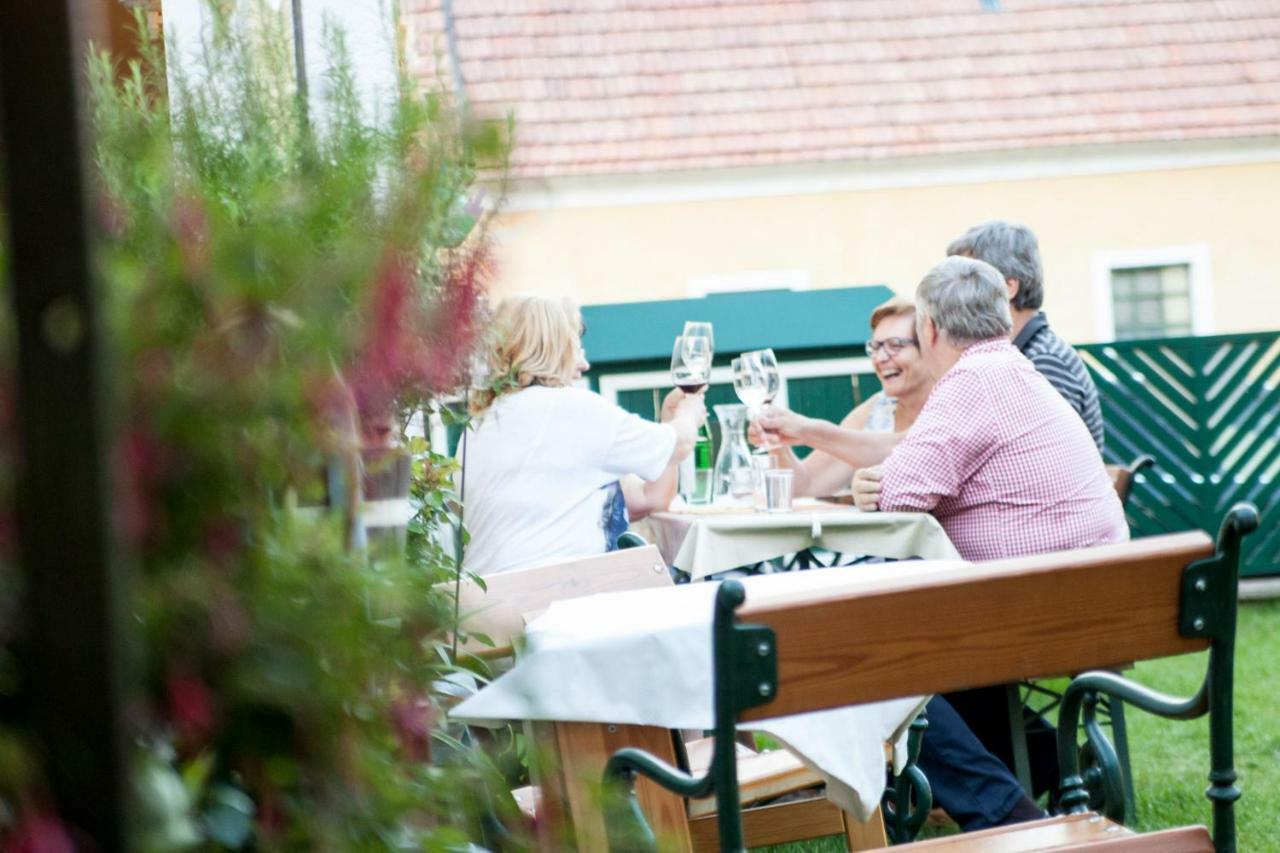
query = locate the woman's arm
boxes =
[621,389,704,518]
[792,398,878,497]
[620,470,677,520]
[661,389,705,466]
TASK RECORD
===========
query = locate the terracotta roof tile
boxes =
[407,0,1280,178]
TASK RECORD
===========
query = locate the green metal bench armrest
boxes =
[616,530,649,550]
[603,580,777,852]
[1058,503,1258,853]
[882,710,933,843]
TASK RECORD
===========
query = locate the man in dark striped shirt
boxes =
[947,221,1106,452]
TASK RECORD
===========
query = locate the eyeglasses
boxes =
[864,337,918,357]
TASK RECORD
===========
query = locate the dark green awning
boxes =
[580,285,895,365]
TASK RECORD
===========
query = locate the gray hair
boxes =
[946,220,1044,310]
[915,256,1013,346]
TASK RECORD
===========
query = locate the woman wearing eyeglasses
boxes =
[751,296,933,497]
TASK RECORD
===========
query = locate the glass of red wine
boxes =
[671,335,710,393]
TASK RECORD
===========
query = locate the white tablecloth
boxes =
[451,564,969,820]
[645,503,960,579]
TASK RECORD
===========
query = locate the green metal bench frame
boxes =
[602,581,776,851]
[1056,504,1257,853]
[602,504,1256,853]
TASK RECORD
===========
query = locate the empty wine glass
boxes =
[749,348,781,406]
[733,354,768,413]
[682,321,714,369]
[737,351,780,451]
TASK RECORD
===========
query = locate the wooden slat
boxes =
[902,813,1131,850]
[898,816,1211,851]
[739,533,1213,721]
[454,545,671,657]
[687,748,824,817]
[689,797,847,852]
[1067,824,1213,851]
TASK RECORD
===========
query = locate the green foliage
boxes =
[62,2,517,847]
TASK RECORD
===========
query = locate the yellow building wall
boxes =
[491,161,1280,344]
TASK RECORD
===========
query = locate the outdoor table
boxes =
[645,500,961,579]
[451,564,968,849]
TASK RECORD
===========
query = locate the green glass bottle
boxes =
[691,424,714,505]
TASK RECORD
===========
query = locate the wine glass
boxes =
[750,348,781,406]
[732,354,768,413]
[682,321,714,368]
[737,351,779,451]
[670,336,710,394]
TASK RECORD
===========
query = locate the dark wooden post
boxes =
[0,1,134,848]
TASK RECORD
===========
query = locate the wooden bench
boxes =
[452,544,672,659]
[453,545,896,850]
[602,504,1258,852]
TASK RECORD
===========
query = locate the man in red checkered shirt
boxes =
[854,255,1127,823]
[868,255,1128,557]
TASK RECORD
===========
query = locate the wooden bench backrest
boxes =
[455,545,672,657]
[739,531,1214,722]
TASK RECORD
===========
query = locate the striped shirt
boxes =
[879,339,1127,562]
[1014,312,1105,452]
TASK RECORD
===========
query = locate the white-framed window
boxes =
[685,269,811,298]
[1091,245,1212,341]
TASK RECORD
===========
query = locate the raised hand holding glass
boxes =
[670,336,709,393]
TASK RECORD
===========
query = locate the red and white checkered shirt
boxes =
[879,339,1128,562]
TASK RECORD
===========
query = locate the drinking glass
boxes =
[670,336,710,394]
[763,468,794,512]
[750,348,781,406]
[751,453,778,510]
[674,335,713,505]
[682,321,714,367]
[732,355,768,413]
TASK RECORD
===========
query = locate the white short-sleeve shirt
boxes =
[460,386,676,575]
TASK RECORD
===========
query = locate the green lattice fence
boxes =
[1079,331,1280,578]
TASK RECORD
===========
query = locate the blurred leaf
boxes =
[203,783,255,849]
[179,750,215,799]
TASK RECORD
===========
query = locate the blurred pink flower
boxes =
[114,426,169,550]
[200,516,244,567]
[3,812,75,853]
[419,247,489,392]
[167,669,216,744]
[390,693,434,763]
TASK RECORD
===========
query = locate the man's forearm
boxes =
[798,419,900,469]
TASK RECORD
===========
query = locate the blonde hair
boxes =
[474,294,581,412]
[869,296,916,332]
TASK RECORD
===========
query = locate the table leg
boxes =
[842,806,889,849]
[526,720,571,851]
[532,720,692,851]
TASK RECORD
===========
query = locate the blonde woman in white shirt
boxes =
[462,295,705,576]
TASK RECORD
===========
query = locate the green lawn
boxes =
[757,598,1280,851]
